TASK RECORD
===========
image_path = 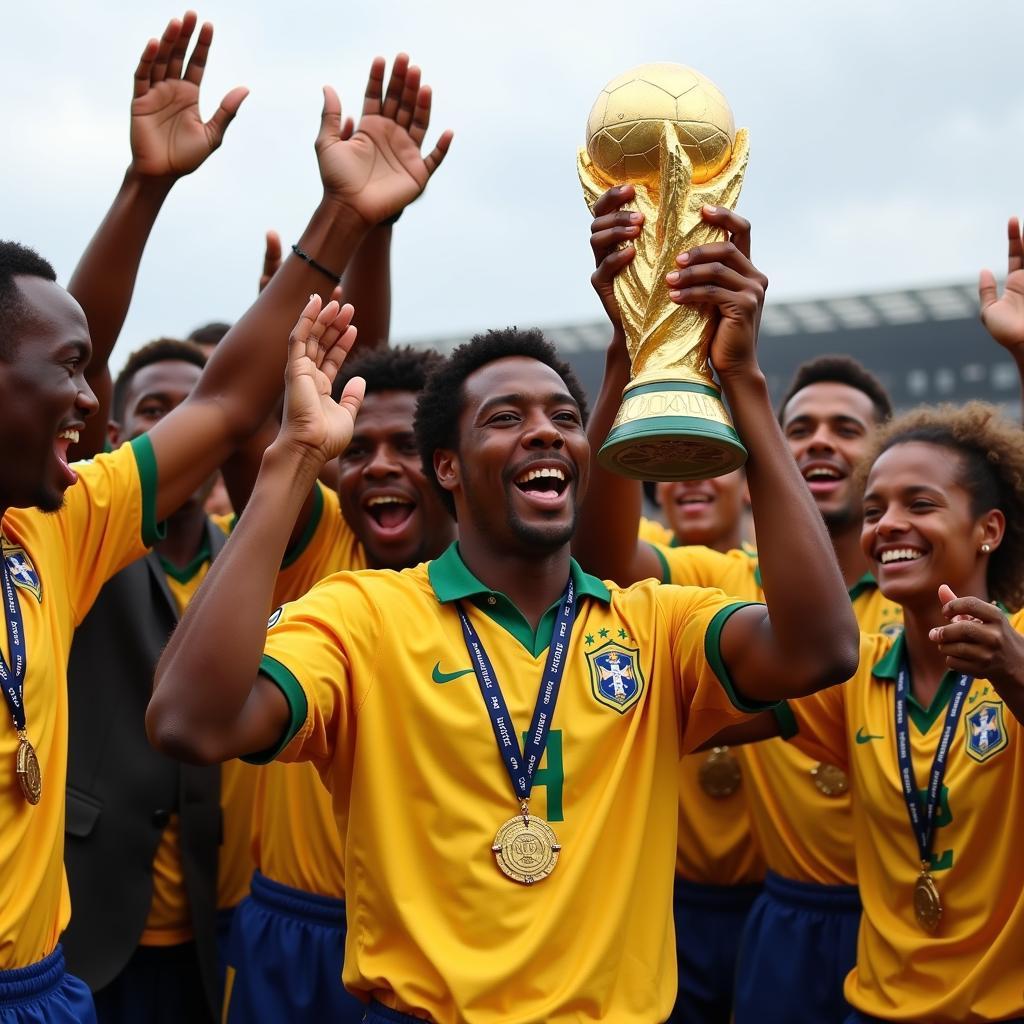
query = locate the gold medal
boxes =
[913,864,942,933]
[698,746,741,798]
[16,732,41,805]
[492,807,561,885]
[810,761,848,797]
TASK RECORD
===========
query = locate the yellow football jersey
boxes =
[0,438,156,968]
[638,515,673,546]
[252,543,767,1023]
[653,543,901,885]
[250,482,365,898]
[780,618,1024,1023]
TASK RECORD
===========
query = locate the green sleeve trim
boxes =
[281,483,325,569]
[648,542,671,584]
[703,601,778,714]
[129,434,165,546]
[773,700,798,739]
[242,655,309,764]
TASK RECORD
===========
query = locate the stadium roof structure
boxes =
[407,282,1021,417]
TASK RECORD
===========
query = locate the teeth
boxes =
[366,495,411,507]
[515,467,566,485]
[805,467,840,480]
[58,429,79,443]
[880,548,924,564]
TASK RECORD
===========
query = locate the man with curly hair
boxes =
[148,222,859,1024]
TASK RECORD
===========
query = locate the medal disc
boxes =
[810,761,848,797]
[492,814,561,885]
[913,870,942,933]
[16,736,41,805]
[699,746,741,798]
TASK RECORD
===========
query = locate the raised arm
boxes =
[69,12,247,459]
[145,53,452,522]
[674,208,858,700]
[148,297,364,763]
[572,184,665,583]
[979,216,1024,421]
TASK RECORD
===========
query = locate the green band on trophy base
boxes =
[598,379,747,481]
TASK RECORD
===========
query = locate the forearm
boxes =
[69,169,174,456]
[342,223,392,350]
[723,370,859,688]
[572,330,659,583]
[149,443,320,761]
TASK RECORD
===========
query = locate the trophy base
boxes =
[598,380,748,482]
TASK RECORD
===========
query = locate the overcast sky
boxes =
[5,1,1024,371]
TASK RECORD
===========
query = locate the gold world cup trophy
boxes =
[578,63,750,480]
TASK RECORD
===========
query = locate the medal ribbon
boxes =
[0,554,27,733]
[894,660,970,867]
[457,579,577,803]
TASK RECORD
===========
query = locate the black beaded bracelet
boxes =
[291,244,343,284]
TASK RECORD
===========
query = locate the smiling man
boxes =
[148,234,859,1024]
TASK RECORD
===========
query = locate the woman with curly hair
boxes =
[716,400,1024,1023]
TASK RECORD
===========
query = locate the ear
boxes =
[107,420,122,449]
[977,507,1005,553]
[433,448,460,497]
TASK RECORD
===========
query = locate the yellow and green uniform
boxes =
[252,542,768,1023]
[779,619,1024,1024]
[0,438,156,968]
[638,516,673,547]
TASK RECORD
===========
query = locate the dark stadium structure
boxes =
[413,282,1020,419]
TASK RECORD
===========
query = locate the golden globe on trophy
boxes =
[579,63,750,480]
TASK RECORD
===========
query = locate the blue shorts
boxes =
[0,947,96,1024]
[669,877,762,1024]
[845,1014,1024,1024]
[734,871,861,1024]
[221,871,365,1023]
[363,1002,429,1022]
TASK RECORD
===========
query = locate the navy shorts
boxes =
[363,1002,431,1022]
[0,947,95,1024]
[221,871,365,1023]
[845,1014,1024,1024]
[669,877,762,1024]
[734,871,861,1024]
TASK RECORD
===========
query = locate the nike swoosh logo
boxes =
[431,662,475,685]
[856,727,884,744]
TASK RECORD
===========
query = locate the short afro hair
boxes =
[187,321,231,348]
[112,338,207,421]
[859,402,1024,611]
[331,344,444,402]
[0,241,58,359]
[779,355,892,425]
[414,327,589,516]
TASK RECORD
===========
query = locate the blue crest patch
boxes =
[965,699,1008,763]
[2,544,41,602]
[587,640,644,713]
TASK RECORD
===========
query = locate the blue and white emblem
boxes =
[3,545,41,602]
[587,641,644,714]
[965,699,1008,763]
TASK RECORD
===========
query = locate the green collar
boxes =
[847,572,878,603]
[872,631,956,734]
[428,542,611,656]
[159,537,212,584]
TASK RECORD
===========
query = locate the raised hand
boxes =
[979,217,1024,359]
[131,11,248,179]
[589,184,643,331]
[316,55,453,227]
[665,206,768,380]
[279,296,363,464]
[258,231,282,293]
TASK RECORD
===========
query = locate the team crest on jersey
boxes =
[880,621,904,639]
[2,545,41,602]
[266,607,283,630]
[965,699,1008,763]
[587,641,644,714]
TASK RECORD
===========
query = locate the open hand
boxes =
[589,184,642,332]
[665,206,768,380]
[131,11,248,179]
[979,217,1024,359]
[280,296,363,465]
[316,55,453,227]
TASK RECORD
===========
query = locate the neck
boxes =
[709,525,743,555]
[155,503,208,568]
[457,532,571,630]
[829,521,874,589]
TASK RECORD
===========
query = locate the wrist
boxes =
[261,439,326,492]
[718,365,769,398]
[123,165,177,199]
[319,190,375,233]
